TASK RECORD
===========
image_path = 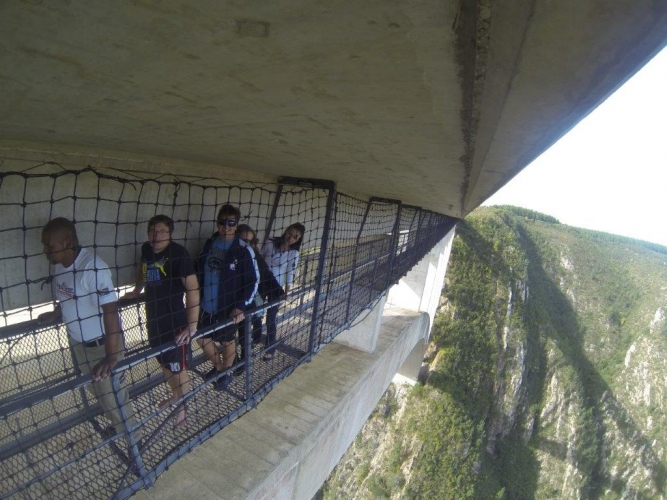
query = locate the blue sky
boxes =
[484,47,667,248]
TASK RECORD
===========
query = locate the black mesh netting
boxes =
[0,163,456,499]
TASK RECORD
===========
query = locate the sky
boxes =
[483,46,667,248]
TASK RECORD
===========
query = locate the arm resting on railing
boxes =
[0,295,293,418]
[122,265,145,300]
[37,304,62,326]
[91,302,123,381]
[175,274,200,346]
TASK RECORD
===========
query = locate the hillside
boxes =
[322,206,667,499]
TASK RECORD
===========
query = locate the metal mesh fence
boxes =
[0,163,457,499]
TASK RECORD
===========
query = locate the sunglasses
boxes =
[217,219,238,227]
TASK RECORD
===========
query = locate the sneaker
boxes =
[214,374,233,390]
[203,367,221,382]
[99,425,117,440]
[232,364,245,377]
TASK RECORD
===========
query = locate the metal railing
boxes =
[0,168,458,499]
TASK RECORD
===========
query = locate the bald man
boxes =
[38,217,140,443]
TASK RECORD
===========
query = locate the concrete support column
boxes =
[386,227,456,328]
[335,228,455,356]
[333,295,386,353]
[386,228,455,381]
[395,338,427,384]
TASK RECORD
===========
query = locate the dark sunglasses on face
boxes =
[217,219,238,227]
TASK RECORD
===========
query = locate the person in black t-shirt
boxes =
[124,215,199,427]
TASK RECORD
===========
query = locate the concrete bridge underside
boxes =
[2,1,667,498]
[2,1,666,218]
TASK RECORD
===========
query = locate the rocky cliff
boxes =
[322,206,667,499]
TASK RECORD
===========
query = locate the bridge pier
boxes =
[333,295,386,354]
[387,229,455,382]
[387,228,455,328]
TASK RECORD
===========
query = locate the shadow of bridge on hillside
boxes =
[518,225,665,498]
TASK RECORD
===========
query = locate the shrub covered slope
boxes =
[323,206,667,499]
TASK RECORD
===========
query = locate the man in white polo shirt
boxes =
[39,217,139,442]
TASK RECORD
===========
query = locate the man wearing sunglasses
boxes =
[196,204,259,389]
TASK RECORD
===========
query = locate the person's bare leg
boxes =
[220,340,236,369]
[159,367,191,427]
[197,337,224,371]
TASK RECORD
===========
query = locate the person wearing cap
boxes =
[196,204,259,389]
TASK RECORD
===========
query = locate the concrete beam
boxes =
[2,2,665,216]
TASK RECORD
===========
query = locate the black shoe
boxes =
[203,367,221,382]
[99,425,117,440]
[233,364,245,376]
[214,374,234,390]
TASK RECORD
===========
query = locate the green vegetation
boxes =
[490,205,560,224]
[575,226,667,256]
[323,206,667,499]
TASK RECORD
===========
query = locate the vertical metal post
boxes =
[307,187,336,355]
[416,209,426,250]
[344,201,372,323]
[385,202,402,288]
[411,207,421,229]
[263,184,284,248]
[243,317,253,400]
[299,257,308,308]
[404,207,422,270]
[111,373,151,488]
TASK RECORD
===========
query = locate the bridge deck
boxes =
[132,308,428,500]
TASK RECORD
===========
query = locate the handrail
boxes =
[0,165,457,500]
[0,237,390,342]
[0,294,152,340]
[0,295,290,419]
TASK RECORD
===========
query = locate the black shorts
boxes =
[157,343,190,374]
[198,311,237,343]
[148,329,190,374]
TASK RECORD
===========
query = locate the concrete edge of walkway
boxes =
[134,308,430,500]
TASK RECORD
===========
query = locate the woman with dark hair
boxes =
[233,224,284,374]
[261,223,305,360]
